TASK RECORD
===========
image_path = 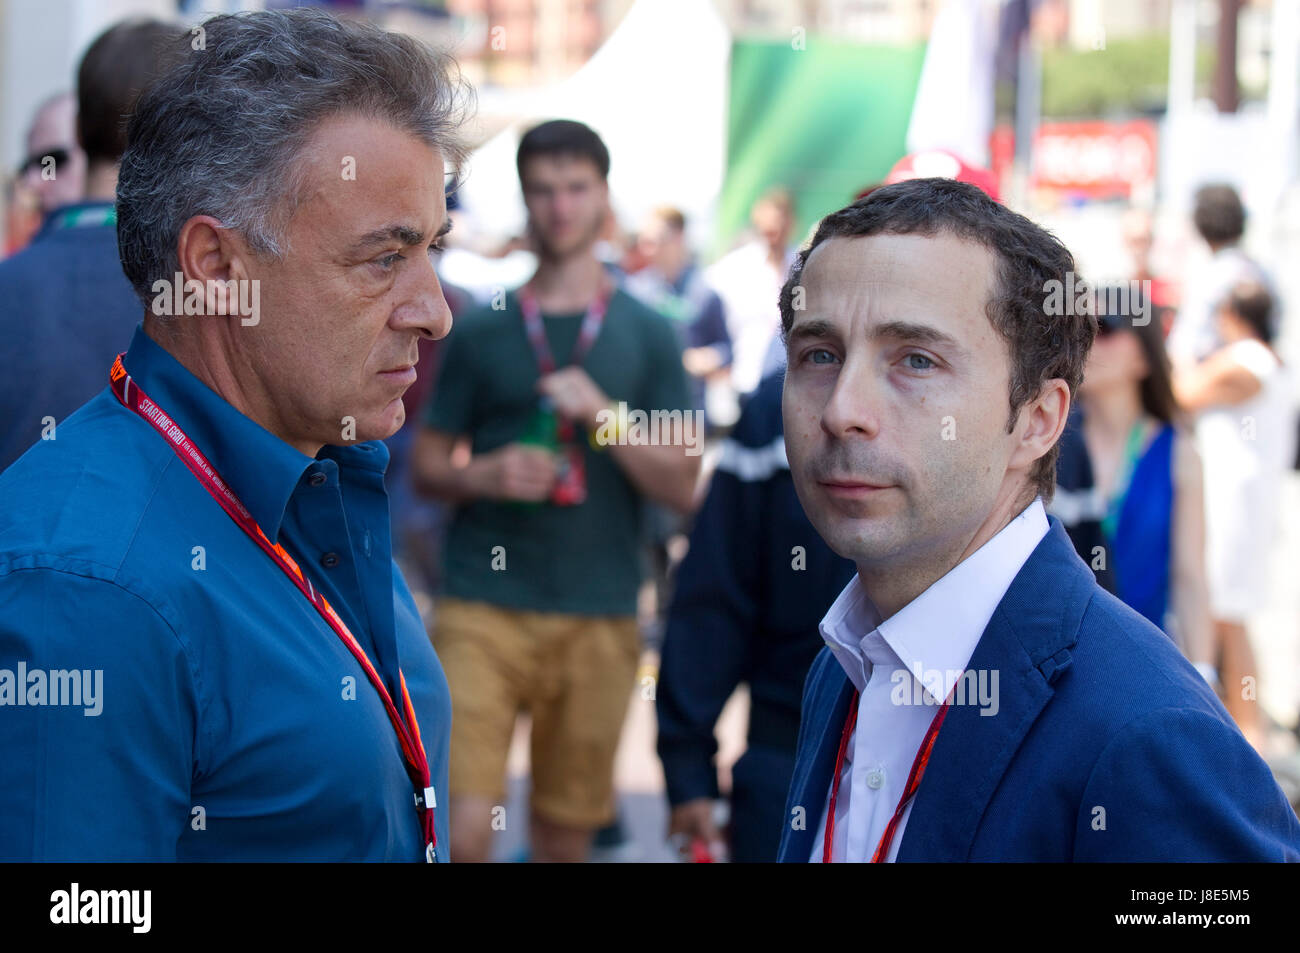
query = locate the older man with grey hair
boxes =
[0,9,468,861]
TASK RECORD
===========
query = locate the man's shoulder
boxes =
[1074,584,1219,710]
[0,222,120,270]
[0,390,181,587]
[0,225,138,330]
[620,269,662,306]
[0,233,60,290]
[1052,586,1300,858]
[1000,564,1232,758]
[964,525,1227,745]
[610,285,677,332]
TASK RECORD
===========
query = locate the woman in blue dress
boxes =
[1072,301,1215,680]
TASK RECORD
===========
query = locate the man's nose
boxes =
[551,189,581,220]
[394,255,452,340]
[820,354,881,440]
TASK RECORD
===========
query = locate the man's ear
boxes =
[1010,379,1070,474]
[175,215,255,318]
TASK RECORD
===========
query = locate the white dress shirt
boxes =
[809,498,1050,862]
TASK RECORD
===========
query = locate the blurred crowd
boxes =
[2,15,1297,864]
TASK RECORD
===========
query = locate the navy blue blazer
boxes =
[779,517,1300,862]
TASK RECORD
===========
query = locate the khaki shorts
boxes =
[431,597,640,829]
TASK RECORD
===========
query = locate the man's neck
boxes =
[144,317,322,459]
[656,252,688,287]
[83,161,118,202]
[527,249,608,314]
[658,261,685,287]
[855,489,1037,620]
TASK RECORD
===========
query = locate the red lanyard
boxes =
[109,354,439,862]
[822,686,952,863]
[517,285,609,442]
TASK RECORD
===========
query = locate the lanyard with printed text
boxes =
[517,284,609,442]
[109,354,439,862]
[822,686,952,863]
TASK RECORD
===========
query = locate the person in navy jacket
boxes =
[777,179,1300,862]
[656,370,854,862]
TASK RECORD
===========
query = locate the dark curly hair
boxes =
[516,119,610,183]
[778,178,1096,502]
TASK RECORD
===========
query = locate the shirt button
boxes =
[308,472,327,487]
[866,766,885,790]
[320,552,340,569]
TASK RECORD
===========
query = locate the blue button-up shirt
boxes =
[0,326,451,860]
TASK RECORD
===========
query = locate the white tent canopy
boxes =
[453,0,730,252]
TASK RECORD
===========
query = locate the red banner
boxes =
[991,119,1158,199]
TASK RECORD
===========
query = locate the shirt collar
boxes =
[820,498,1050,699]
[819,576,884,692]
[34,199,116,241]
[118,325,330,543]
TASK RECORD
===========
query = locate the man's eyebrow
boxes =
[349,218,452,253]
[787,317,965,356]
[869,319,964,354]
[786,318,839,343]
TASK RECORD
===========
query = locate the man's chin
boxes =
[538,229,600,261]
[375,401,406,440]
[811,511,903,565]
[339,402,405,446]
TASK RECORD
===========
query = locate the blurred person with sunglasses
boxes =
[0,20,181,474]
[5,92,86,256]
[17,92,87,226]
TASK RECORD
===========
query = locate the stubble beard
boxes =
[533,211,605,264]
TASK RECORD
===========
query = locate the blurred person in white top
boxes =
[1169,184,1276,366]
[706,188,798,404]
[1174,280,1296,751]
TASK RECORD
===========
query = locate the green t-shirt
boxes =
[425,287,692,616]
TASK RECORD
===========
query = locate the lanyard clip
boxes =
[425,842,438,863]
[414,785,436,811]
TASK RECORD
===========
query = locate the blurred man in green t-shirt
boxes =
[413,120,699,862]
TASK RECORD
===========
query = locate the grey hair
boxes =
[117,8,472,306]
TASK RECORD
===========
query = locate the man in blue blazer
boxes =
[776,179,1300,862]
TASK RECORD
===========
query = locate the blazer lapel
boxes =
[895,519,1095,861]
[780,650,857,862]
